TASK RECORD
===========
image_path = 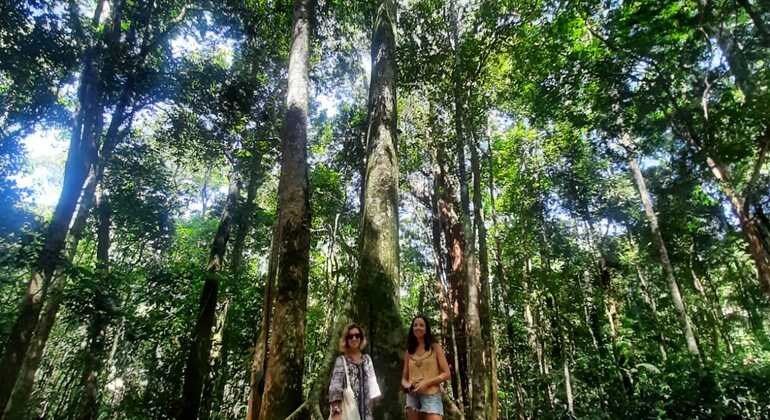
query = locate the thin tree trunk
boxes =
[257,1,312,418]
[705,154,770,298]
[436,142,470,408]
[179,174,240,419]
[676,105,770,299]
[246,224,279,420]
[631,255,668,361]
[353,0,403,417]
[564,356,574,417]
[1,84,130,419]
[201,165,212,217]
[448,1,484,409]
[0,2,111,408]
[199,298,230,420]
[202,157,262,420]
[231,155,262,277]
[429,144,464,409]
[75,187,112,420]
[470,130,498,420]
[624,135,701,358]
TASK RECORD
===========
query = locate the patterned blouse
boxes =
[328,354,380,420]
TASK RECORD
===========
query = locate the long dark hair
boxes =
[407,315,434,354]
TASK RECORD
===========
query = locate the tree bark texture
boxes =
[435,142,470,408]
[179,174,240,419]
[353,0,404,417]
[246,225,279,420]
[470,131,498,420]
[448,2,484,413]
[257,1,312,418]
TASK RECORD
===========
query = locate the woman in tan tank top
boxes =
[401,316,450,419]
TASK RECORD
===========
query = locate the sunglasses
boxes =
[347,333,362,340]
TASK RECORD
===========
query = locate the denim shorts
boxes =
[406,392,444,416]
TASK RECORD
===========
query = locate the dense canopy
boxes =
[1,0,769,419]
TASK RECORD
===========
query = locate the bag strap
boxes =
[342,356,352,391]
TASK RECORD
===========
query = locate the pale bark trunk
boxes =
[179,174,240,419]
[353,0,403,417]
[257,1,312,418]
[201,165,212,217]
[564,357,574,417]
[624,136,701,358]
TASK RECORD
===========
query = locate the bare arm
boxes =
[401,351,412,390]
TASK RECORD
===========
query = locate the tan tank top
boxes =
[408,348,441,395]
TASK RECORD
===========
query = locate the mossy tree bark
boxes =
[257,0,312,418]
[353,0,404,417]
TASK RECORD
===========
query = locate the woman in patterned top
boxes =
[328,323,381,420]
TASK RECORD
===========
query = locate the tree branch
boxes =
[743,126,770,197]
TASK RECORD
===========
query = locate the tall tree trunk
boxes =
[563,355,574,417]
[435,142,470,408]
[0,2,111,408]
[623,135,701,358]
[469,131,498,419]
[429,140,464,409]
[199,298,231,420]
[246,225,279,420]
[203,157,261,420]
[627,241,668,362]
[353,0,403,417]
[75,187,112,420]
[1,80,130,419]
[230,155,262,277]
[179,174,240,419]
[448,0,484,411]
[257,1,312,418]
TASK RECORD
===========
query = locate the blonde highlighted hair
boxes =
[338,323,367,352]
